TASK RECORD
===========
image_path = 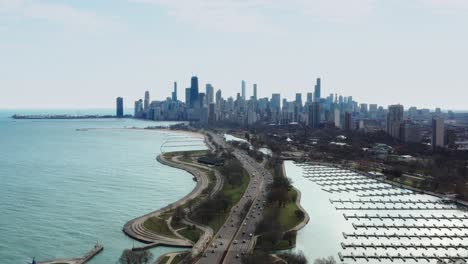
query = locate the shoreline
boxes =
[122,130,211,248]
[282,162,310,233]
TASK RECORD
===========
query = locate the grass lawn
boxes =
[178,226,203,243]
[223,172,249,206]
[159,256,170,264]
[171,252,190,264]
[143,217,177,239]
[277,189,303,231]
[205,168,250,232]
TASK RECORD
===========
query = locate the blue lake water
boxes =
[0,110,206,264]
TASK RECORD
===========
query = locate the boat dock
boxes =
[343,213,468,221]
[338,252,468,262]
[341,242,468,250]
[342,232,468,240]
[330,199,446,205]
[352,223,468,231]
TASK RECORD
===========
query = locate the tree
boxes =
[294,209,305,219]
[242,251,272,264]
[279,251,308,264]
[314,256,337,264]
[282,231,297,246]
[119,249,153,264]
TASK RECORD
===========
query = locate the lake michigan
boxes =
[0,109,206,264]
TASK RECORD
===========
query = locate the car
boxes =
[242,240,246,243]
[231,224,234,227]
[204,254,207,257]
[218,234,222,238]
[233,240,238,245]
[249,233,253,237]
[211,249,215,253]
[236,254,240,259]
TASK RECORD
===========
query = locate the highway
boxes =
[196,132,273,264]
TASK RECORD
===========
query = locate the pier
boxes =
[39,244,103,264]
[342,232,468,240]
[330,199,447,205]
[323,185,396,193]
[352,223,468,231]
[341,242,468,250]
[335,205,459,210]
[343,213,468,221]
[338,252,468,262]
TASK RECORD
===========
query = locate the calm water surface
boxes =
[0,110,205,264]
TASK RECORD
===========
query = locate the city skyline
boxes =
[1,0,468,110]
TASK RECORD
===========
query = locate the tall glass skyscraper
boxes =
[190,76,199,108]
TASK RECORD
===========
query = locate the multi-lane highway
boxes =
[196,133,273,264]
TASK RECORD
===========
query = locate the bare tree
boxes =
[118,249,153,264]
[314,256,337,264]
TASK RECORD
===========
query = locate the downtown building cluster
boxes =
[117,75,456,148]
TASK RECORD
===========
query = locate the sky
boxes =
[0,0,467,110]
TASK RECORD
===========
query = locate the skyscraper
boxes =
[295,93,302,107]
[344,112,352,130]
[432,116,445,148]
[306,93,313,104]
[185,88,191,105]
[172,82,177,101]
[216,89,222,104]
[271,94,281,112]
[190,76,199,108]
[206,84,214,104]
[253,84,257,100]
[309,102,321,128]
[241,80,246,100]
[314,78,321,102]
[387,104,404,139]
[334,107,340,128]
[116,97,123,118]
[199,93,206,108]
[134,99,143,117]
[144,91,150,111]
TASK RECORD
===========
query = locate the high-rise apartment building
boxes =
[116,97,123,118]
[344,112,352,130]
[309,102,321,128]
[253,84,257,100]
[206,84,214,104]
[190,76,199,108]
[271,94,281,112]
[144,91,150,111]
[387,104,404,139]
[241,80,246,100]
[172,82,177,101]
[432,116,445,148]
[185,88,191,106]
[314,78,321,102]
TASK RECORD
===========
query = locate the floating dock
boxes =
[338,252,468,262]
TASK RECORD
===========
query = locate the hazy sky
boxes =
[1,0,467,110]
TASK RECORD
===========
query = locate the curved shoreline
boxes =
[282,162,310,234]
[123,131,211,248]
